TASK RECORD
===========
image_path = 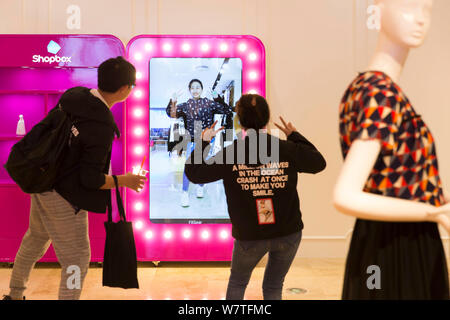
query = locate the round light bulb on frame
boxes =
[248,71,258,80]
[163,43,172,52]
[136,72,143,79]
[201,43,210,52]
[238,43,247,52]
[134,108,143,118]
[134,53,143,61]
[201,230,210,240]
[134,127,144,136]
[135,221,143,229]
[164,231,173,239]
[145,231,153,239]
[182,230,192,239]
[134,90,143,98]
[145,43,153,51]
[182,43,191,52]
[135,202,143,211]
[220,230,228,239]
[219,43,228,52]
[134,146,144,155]
[249,52,257,61]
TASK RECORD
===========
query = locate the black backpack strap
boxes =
[112,175,126,222]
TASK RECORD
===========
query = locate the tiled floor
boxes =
[2,258,449,300]
[0,258,346,300]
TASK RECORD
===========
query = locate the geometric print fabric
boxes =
[339,71,444,206]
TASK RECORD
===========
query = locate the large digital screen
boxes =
[149,57,242,223]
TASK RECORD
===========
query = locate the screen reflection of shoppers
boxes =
[334,0,450,299]
[166,78,234,207]
[185,94,326,300]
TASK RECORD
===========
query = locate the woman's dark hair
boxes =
[188,79,203,90]
[98,56,136,93]
[237,94,270,130]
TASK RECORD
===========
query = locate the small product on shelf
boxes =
[16,114,26,136]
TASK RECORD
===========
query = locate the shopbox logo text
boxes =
[32,40,72,64]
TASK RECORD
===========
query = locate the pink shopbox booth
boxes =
[0,34,266,262]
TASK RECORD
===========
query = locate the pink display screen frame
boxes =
[126,35,266,261]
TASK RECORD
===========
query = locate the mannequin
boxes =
[334,0,449,299]
[334,0,450,227]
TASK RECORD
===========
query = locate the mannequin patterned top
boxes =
[339,71,444,206]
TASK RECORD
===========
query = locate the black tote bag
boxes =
[102,175,139,289]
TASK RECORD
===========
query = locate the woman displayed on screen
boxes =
[166,78,234,207]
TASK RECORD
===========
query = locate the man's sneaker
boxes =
[196,186,204,198]
[181,191,190,207]
[2,295,25,300]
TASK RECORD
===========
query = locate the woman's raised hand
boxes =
[171,89,184,103]
[202,120,224,142]
[274,116,297,138]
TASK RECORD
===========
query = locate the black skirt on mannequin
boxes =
[342,219,449,300]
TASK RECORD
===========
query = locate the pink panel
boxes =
[0,35,125,262]
[125,35,266,261]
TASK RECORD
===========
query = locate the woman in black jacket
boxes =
[185,94,326,300]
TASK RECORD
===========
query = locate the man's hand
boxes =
[122,172,147,192]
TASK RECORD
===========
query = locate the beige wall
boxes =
[0,0,449,258]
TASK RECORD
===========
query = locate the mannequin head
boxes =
[376,0,433,48]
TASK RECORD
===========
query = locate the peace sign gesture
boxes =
[274,116,297,138]
[171,89,184,103]
[202,120,224,142]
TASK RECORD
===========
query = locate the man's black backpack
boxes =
[4,104,75,194]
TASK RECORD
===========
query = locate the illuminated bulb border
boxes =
[127,37,263,247]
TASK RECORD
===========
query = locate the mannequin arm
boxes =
[333,139,439,222]
[444,189,450,204]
